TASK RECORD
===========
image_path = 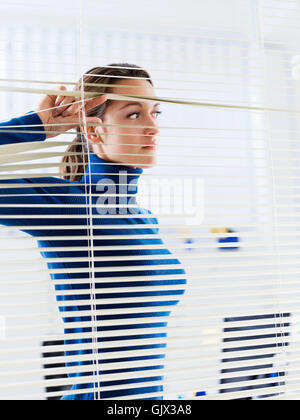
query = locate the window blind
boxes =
[1,0,300,400]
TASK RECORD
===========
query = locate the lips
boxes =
[142,139,158,150]
[142,145,156,150]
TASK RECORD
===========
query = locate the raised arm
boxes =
[36,86,105,139]
[0,112,46,145]
[0,88,106,235]
[0,86,106,144]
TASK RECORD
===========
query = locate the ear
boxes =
[81,118,103,144]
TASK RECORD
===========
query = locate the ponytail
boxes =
[60,132,89,182]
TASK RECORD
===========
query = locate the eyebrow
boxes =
[119,101,161,110]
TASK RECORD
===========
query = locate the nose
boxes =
[144,114,160,137]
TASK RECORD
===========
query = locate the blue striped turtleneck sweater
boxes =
[0,112,187,400]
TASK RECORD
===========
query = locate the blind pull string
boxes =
[256,0,288,376]
[78,2,100,399]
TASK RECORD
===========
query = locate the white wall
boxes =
[0,0,299,399]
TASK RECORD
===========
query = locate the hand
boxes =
[36,86,106,139]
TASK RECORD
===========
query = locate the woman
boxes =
[0,64,187,400]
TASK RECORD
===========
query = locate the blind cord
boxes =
[79,1,100,399]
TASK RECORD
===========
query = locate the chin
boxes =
[125,155,157,170]
[139,158,157,169]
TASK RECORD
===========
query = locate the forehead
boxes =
[110,78,156,102]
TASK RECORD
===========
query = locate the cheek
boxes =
[104,115,142,147]
[106,132,138,152]
[118,131,143,147]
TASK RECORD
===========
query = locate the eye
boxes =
[127,112,140,119]
[127,110,162,120]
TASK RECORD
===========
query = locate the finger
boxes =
[53,87,67,116]
[58,96,76,117]
[62,94,107,118]
[37,94,55,112]
[55,96,75,116]
[84,94,107,113]
[53,86,69,116]
[54,86,67,104]
[48,86,66,105]
[60,102,83,119]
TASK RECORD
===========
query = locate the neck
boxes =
[80,151,143,201]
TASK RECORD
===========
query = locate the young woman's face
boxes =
[91,78,160,169]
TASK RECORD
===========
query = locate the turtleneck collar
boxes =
[80,152,143,198]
